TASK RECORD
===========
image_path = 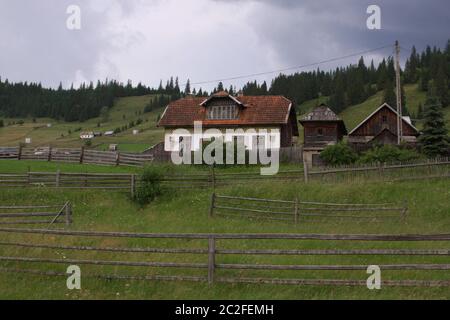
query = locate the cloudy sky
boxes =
[0,0,449,91]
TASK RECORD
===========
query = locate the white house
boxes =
[80,132,94,139]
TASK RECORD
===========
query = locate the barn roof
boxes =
[348,103,419,135]
[299,104,347,134]
[158,91,296,128]
[300,104,342,122]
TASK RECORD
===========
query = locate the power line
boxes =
[186,44,393,87]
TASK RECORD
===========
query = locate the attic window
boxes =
[382,115,387,122]
[317,128,324,136]
[207,105,238,120]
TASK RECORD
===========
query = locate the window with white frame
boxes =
[207,105,238,120]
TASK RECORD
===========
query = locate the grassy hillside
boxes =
[0,95,165,152]
[0,160,449,299]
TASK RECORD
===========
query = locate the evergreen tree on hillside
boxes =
[404,46,419,83]
[382,78,396,107]
[434,60,449,107]
[184,79,191,95]
[418,96,449,157]
[329,73,346,113]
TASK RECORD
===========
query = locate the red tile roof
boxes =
[158,93,293,127]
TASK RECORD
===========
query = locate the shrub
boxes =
[358,145,422,164]
[84,139,92,147]
[320,142,358,165]
[134,166,164,205]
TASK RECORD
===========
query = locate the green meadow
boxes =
[0,160,449,299]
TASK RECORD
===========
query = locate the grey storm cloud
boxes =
[0,0,449,90]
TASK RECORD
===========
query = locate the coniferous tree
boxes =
[184,79,191,95]
[382,78,396,107]
[418,96,449,157]
[434,61,449,107]
[329,73,346,113]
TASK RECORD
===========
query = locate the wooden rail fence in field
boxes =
[0,227,449,287]
[162,158,450,189]
[0,146,154,167]
[0,158,448,197]
[0,203,72,226]
[0,171,137,196]
[305,157,450,183]
[209,194,407,223]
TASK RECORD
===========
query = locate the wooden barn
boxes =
[299,104,347,166]
[348,103,419,147]
[158,91,299,150]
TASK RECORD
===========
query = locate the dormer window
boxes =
[207,105,238,120]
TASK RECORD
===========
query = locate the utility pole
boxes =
[395,40,403,145]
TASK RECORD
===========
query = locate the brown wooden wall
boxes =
[350,106,417,137]
[303,122,343,146]
[280,112,299,147]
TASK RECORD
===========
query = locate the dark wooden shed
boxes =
[348,103,419,146]
[299,104,347,148]
[299,104,347,166]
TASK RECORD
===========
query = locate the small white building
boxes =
[132,129,139,135]
[80,132,94,139]
[104,131,114,136]
[25,138,32,144]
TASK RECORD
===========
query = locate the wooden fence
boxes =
[0,203,72,226]
[0,227,449,287]
[0,159,448,197]
[209,194,407,223]
[0,171,137,196]
[0,146,154,167]
[305,157,450,183]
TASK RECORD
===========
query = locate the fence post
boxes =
[294,197,299,224]
[65,202,72,226]
[48,146,52,162]
[116,152,120,166]
[209,193,216,217]
[207,236,216,285]
[303,160,309,183]
[130,174,136,199]
[56,169,60,188]
[79,146,85,164]
[210,166,216,190]
[18,145,23,160]
[27,166,31,185]
[401,199,408,222]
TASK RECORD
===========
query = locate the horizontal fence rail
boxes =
[0,171,137,196]
[210,194,407,223]
[0,146,154,167]
[306,157,450,183]
[0,158,448,195]
[0,228,449,287]
[0,202,72,226]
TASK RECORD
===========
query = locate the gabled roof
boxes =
[369,127,397,143]
[199,90,243,106]
[300,104,342,122]
[299,104,347,134]
[348,103,419,135]
[158,93,295,127]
